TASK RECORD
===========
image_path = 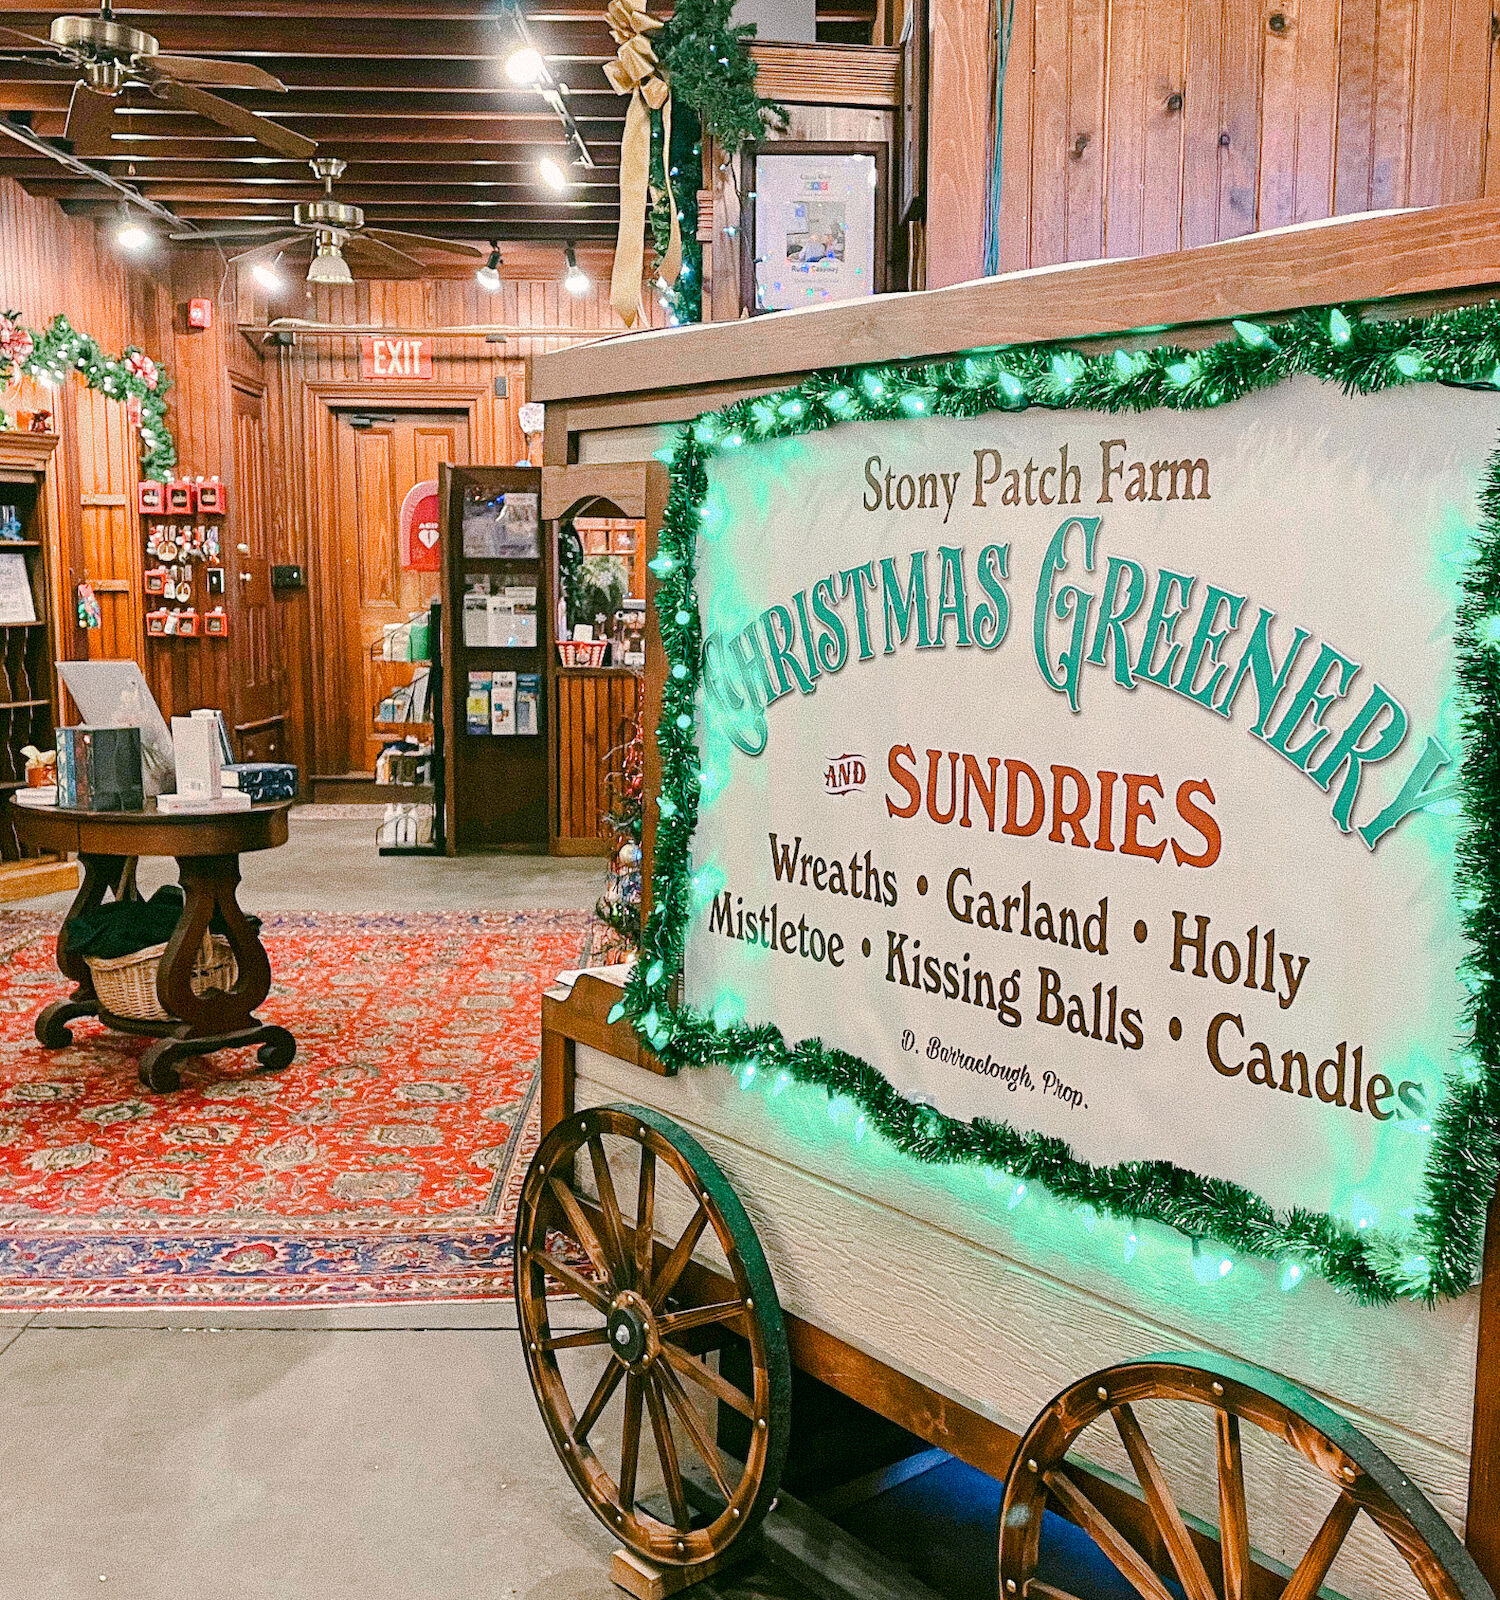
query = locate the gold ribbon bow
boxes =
[605,0,681,326]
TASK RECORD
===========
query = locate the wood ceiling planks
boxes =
[0,0,875,246]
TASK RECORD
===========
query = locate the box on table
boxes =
[221,762,298,803]
[55,726,144,811]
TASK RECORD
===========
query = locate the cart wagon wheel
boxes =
[515,1103,791,1571]
[999,1351,1492,1600]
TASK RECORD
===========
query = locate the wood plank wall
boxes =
[993,0,1497,270]
[554,668,642,852]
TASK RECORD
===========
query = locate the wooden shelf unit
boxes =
[0,430,79,902]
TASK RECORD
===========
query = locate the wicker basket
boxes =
[557,639,609,667]
[86,934,237,1023]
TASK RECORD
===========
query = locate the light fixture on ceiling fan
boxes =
[115,203,149,252]
[563,244,589,297]
[475,244,503,294]
[169,158,491,284]
[0,2,317,160]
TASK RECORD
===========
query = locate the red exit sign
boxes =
[359,335,433,379]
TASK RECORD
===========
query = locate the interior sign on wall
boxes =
[671,368,1498,1296]
[399,479,441,571]
[359,335,433,379]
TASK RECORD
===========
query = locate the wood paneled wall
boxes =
[994,0,1497,270]
[0,175,659,783]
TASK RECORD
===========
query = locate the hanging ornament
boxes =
[0,314,33,369]
[604,0,681,326]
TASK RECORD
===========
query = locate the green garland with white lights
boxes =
[610,298,1500,1306]
[0,311,175,479]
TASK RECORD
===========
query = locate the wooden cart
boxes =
[517,200,1500,1600]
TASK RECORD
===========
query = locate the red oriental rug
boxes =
[0,909,590,1307]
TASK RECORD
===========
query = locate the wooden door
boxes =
[230,382,281,747]
[329,409,470,776]
[74,385,145,669]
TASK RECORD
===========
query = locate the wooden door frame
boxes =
[302,381,483,779]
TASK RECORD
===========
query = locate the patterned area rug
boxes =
[0,909,589,1306]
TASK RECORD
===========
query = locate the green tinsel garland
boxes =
[0,311,175,479]
[615,298,1500,1306]
[645,0,788,324]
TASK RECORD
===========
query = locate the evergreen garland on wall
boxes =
[647,0,788,324]
[0,311,175,479]
[615,298,1500,1306]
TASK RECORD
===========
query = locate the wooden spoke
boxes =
[546,1175,613,1286]
[1112,1404,1218,1600]
[633,1144,655,1292]
[661,1342,756,1420]
[658,1299,747,1340]
[1215,1409,1252,1600]
[619,1374,644,1514]
[573,1356,627,1445]
[645,1373,692,1531]
[650,1204,710,1311]
[1281,1493,1359,1600]
[656,1355,735,1502]
[588,1136,630,1282]
[539,1327,609,1353]
[1042,1468,1177,1600]
[533,1249,610,1313]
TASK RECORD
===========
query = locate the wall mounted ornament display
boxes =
[0,311,176,479]
[619,300,1500,1306]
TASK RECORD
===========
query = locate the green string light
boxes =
[622,296,1500,1305]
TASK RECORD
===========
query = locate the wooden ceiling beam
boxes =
[0,13,619,57]
[63,197,619,220]
[14,139,621,164]
[0,158,622,184]
[0,85,625,118]
[0,57,613,91]
[24,112,619,143]
[28,179,620,205]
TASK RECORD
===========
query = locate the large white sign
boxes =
[683,378,1488,1232]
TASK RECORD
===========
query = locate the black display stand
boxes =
[438,464,550,854]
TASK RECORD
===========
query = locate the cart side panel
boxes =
[573,1041,1475,1600]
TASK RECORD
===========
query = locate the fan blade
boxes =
[149,56,287,92]
[0,24,68,54]
[150,79,316,160]
[364,228,490,260]
[225,236,311,268]
[346,233,424,273]
[168,226,301,244]
[65,82,118,157]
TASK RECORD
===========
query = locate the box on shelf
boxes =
[204,607,229,637]
[171,714,221,803]
[137,481,165,515]
[166,480,195,515]
[55,725,144,811]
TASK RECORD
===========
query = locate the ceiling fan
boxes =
[169,158,491,284]
[0,3,316,161]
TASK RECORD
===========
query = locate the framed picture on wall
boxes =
[739,142,888,316]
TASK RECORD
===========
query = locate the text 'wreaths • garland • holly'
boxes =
[615,300,1500,1306]
[0,311,176,480]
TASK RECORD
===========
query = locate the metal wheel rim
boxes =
[515,1103,790,1569]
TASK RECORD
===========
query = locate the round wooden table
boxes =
[11,798,295,1092]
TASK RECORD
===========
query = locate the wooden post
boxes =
[925,0,994,287]
[1465,1184,1500,1586]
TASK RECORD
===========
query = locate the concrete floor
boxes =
[1,815,634,1599]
